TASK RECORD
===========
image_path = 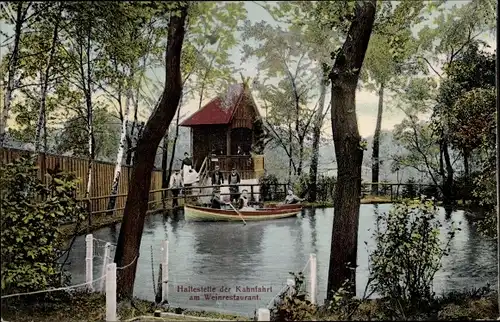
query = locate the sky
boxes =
[159,0,495,137]
[1,1,496,138]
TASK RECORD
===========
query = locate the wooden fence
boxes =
[0,147,163,213]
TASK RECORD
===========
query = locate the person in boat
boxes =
[284,189,304,204]
[227,166,241,203]
[237,189,255,211]
[169,169,183,208]
[211,165,224,187]
[210,190,224,209]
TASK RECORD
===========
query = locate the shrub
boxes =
[269,272,316,321]
[402,177,418,198]
[293,174,309,199]
[316,175,336,202]
[0,157,87,296]
[368,198,458,318]
[259,174,279,201]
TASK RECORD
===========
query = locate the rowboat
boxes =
[183,204,303,222]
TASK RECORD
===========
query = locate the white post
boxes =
[309,253,317,304]
[286,278,295,296]
[161,240,169,303]
[106,263,117,322]
[257,308,270,321]
[100,242,111,292]
[85,234,93,291]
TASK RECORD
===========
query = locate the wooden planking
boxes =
[1,147,162,213]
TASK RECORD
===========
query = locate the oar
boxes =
[227,202,247,225]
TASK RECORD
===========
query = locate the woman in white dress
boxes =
[236,189,255,211]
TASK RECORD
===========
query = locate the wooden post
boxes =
[100,242,111,292]
[106,263,117,322]
[309,253,317,304]
[286,278,296,296]
[257,308,270,321]
[155,264,163,304]
[86,199,92,230]
[161,240,169,303]
[85,234,93,291]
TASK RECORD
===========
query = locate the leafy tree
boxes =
[361,0,426,194]
[0,2,51,146]
[56,106,120,162]
[415,0,496,208]
[183,2,247,108]
[241,21,319,180]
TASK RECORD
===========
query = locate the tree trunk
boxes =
[161,133,169,188]
[166,106,182,189]
[1,3,28,147]
[442,139,454,209]
[34,10,61,152]
[309,77,328,202]
[463,149,470,181]
[106,91,132,215]
[126,78,142,166]
[113,5,188,299]
[83,22,94,199]
[297,142,304,176]
[327,0,376,299]
[371,83,384,195]
[161,132,169,209]
[288,122,293,183]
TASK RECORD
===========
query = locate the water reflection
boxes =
[65,204,497,317]
[189,221,265,280]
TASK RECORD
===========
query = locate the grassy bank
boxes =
[2,289,497,321]
[316,289,499,321]
[1,292,248,322]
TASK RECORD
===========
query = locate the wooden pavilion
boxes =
[180,83,265,180]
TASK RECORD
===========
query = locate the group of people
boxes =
[169,152,196,207]
[169,151,304,209]
[209,163,304,210]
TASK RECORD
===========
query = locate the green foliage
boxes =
[270,272,316,321]
[294,173,336,202]
[182,1,247,102]
[402,177,418,199]
[0,157,87,295]
[259,174,279,202]
[56,106,120,161]
[368,199,458,317]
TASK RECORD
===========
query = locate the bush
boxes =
[269,272,316,321]
[0,157,87,296]
[316,175,336,202]
[368,198,458,318]
[293,174,309,199]
[402,177,418,198]
[259,174,279,201]
[293,174,336,202]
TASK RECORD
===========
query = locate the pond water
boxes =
[65,204,497,317]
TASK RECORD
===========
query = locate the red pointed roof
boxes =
[180,84,245,127]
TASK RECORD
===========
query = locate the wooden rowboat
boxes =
[183,204,302,222]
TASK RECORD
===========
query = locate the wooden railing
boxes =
[207,155,254,173]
